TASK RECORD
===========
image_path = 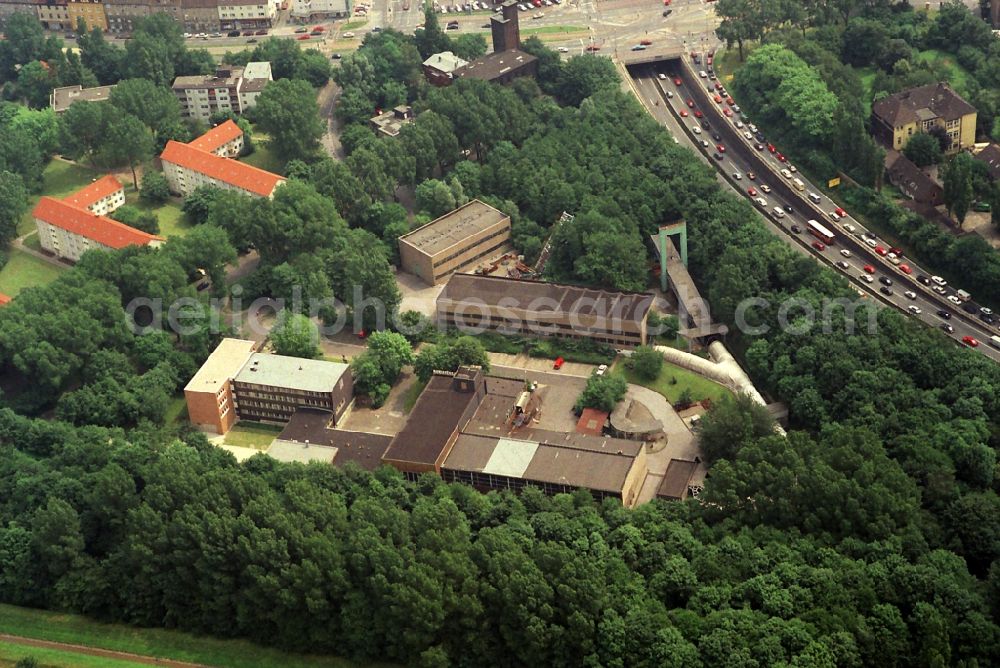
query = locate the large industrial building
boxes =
[398,200,512,285]
[436,274,654,347]
[184,338,354,435]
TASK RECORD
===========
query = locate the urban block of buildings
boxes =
[436,273,654,347]
[184,338,354,435]
[290,0,350,20]
[0,0,283,34]
[160,120,285,197]
[32,174,164,262]
[871,82,977,154]
[398,199,512,286]
[369,105,414,138]
[423,1,537,87]
[49,83,116,113]
[171,63,271,121]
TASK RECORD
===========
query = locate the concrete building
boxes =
[422,51,468,87]
[184,338,258,435]
[218,0,274,30]
[490,0,519,52]
[180,0,221,31]
[398,199,511,285]
[369,105,414,138]
[871,82,977,154]
[0,4,37,24]
[171,63,270,120]
[50,84,116,113]
[437,273,654,347]
[67,0,107,30]
[188,119,245,157]
[184,338,354,435]
[37,0,71,29]
[33,174,162,262]
[160,122,284,197]
[290,0,349,19]
[103,0,182,35]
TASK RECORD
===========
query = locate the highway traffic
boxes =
[629,58,1000,363]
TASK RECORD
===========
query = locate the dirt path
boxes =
[0,633,212,667]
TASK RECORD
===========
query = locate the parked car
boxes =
[553,357,565,369]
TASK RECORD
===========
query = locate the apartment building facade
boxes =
[398,199,511,285]
[67,0,107,29]
[187,118,244,156]
[34,196,163,261]
[171,63,270,120]
[218,0,273,29]
[871,82,977,154]
[36,0,71,29]
[160,138,284,197]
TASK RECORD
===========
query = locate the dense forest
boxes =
[0,10,1000,667]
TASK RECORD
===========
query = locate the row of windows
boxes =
[440,469,621,502]
[438,310,643,338]
[432,237,510,281]
[430,227,509,269]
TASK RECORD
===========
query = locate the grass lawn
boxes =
[343,19,368,30]
[0,249,64,296]
[131,198,190,238]
[21,231,42,252]
[0,604,386,668]
[402,378,427,413]
[223,422,283,449]
[18,160,102,236]
[0,640,151,668]
[916,48,972,92]
[522,25,586,35]
[615,360,732,405]
[164,395,188,426]
[241,137,285,175]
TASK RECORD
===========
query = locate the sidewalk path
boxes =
[0,633,211,667]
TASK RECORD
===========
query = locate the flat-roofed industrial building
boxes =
[436,273,654,347]
[398,200,511,285]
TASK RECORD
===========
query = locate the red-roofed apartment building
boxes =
[33,175,164,262]
[160,122,285,198]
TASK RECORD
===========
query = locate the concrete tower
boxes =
[490,0,521,53]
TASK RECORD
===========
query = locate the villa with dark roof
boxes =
[871,82,977,154]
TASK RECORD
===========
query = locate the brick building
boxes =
[398,199,511,285]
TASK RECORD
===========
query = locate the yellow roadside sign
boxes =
[828,177,841,188]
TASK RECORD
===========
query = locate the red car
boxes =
[553,356,566,369]
[812,241,826,251]
[297,34,311,39]
[723,108,733,117]
[679,109,689,117]
[776,153,787,162]
[640,38,653,45]
[834,207,846,218]
[874,246,887,256]
[747,187,757,196]
[889,247,904,256]
[707,56,713,65]
[898,264,912,275]
[716,144,726,153]
[311,25,325,32]
[726,96,735,105]
[694,110,703,118]
[963,336,979,347]
[586,44,601,51]
[767,143,776,153]
[714,82,724,91]
[713,94,722,104]
[863,264,876,274]
[686,98,695,108]
[673,77,682,86]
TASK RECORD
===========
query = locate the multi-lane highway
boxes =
[629,58,1000,362]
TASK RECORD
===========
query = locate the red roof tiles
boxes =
[32,197,164,250]
[61,174,124,210]
[161,140,284,197]
[188,119,244,153]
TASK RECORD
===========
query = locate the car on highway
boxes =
[836,261,849,270]
[713,152,723,160]
[948,295,963,305]
[714,81,724,91]
[733,105,741,113]
[843,223,856,234]
[713,94,722,104]
[754,142,765,150]
[699,139,710,148]
[716,143,725,153]
[754,197,768,208]
[780,168,792,179]
[963,336,979,347]
[783,204,794,213]
[863,264,876,273]
[711,132,721,141]
[673,77,682,85]
[743,131,753,140]
[657,72,667,80]
[735,120,744,128]
[586,44,601,51]
[760,184,771,193]
[700,120,709,128]
[723,108,733,117]
[840,249,852,258]
[880,286,893,296]
[343,31,356,37]
[864,238,878,248]
[679,109,688,117]
[692,126,702,134]
[908,305,922,315]
[694,110,703,118]
[932,275,947,286]
[790,224,801,233]
[941,323,955,334]
[747,187,757,196]
[932,285,947,295]
[937,309,952,319]
[860,274,874,283]
[834,207,846,218]
[983,306,994,316]
[904,290,917,300]
[874,246,888,256]
[879,276,893,286]
[917,274,931,285]
[898,264,912,275]
[812,241,826,251]
[666,91,674,98]
[776,152,787,162]
[828,211,841,221]
[732,171,742,180]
